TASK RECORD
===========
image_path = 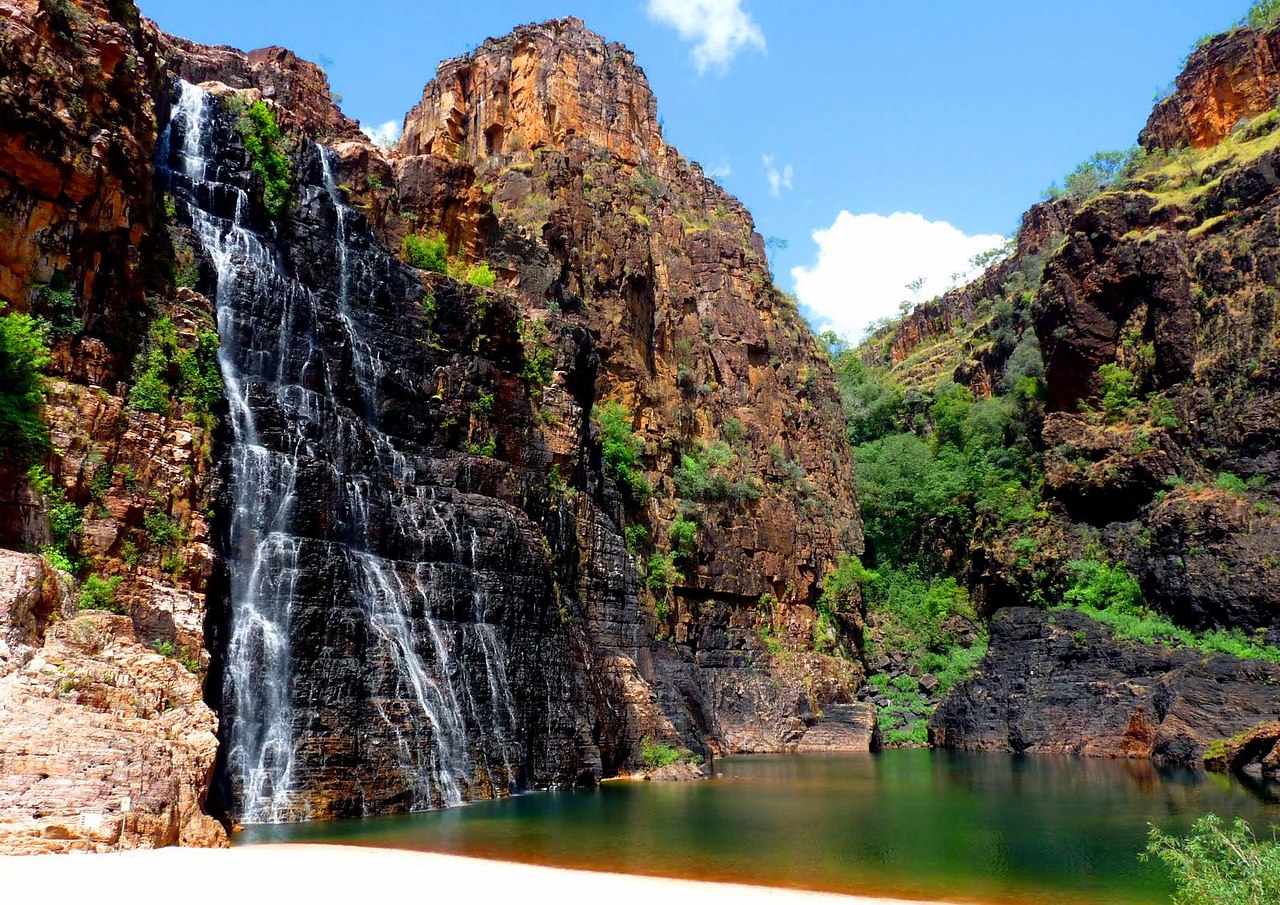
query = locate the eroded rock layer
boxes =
[0,2,869,842]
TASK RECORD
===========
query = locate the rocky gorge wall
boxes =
[862,21,1280,761]
[0,2,871,848]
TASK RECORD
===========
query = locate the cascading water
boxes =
[156,80,523,823]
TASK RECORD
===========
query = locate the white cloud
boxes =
[763,154,792,196]
[646,0,765,74]
[791,211,1007,340]
[706,158,732,181]
[362,120,401,147]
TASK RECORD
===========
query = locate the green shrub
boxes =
[0,305,51,463]
[669,515,697,563]
[143,509,179,547]
[1248,0,1280,29]
[402,233,448,273]
[639,738,684,769]
[151,638,175,657]
[1144,814,1280,905]
[1060,558,1280,663]
[1215,472,1249,496]
[32,273,80,337]
[593,401,651,505]
[624,524,648,557]
[465,262,497,288]
[518,318,556,388]
[1099,363,1138,416]
[674,440,759,503]
[1042,149,1136,202]
[236,100,292,218]
[128,317,221,416]
[1063,559,1143,611]
[646,552,680,595]
[28,464,81,554]
[128,370,170,414]
[78,574,123,613]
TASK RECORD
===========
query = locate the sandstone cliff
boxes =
[0,3,869,846]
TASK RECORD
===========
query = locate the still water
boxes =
[239,751,1280,904]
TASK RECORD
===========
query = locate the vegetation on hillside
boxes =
[0,304,51,464]
[823,85,1280,735]
[235,100,293,219]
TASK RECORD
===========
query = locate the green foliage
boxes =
[1060,558,1280,663]
[143,509,179,548]
[1062,559,1143,611]
[151,638,175,657]
[593,401,651,505]
[854,398,1037,573]
[669,515,697,563]
[236,101,292,218]
[1144,814,1280,905]
[0,305,51,463]
[518,319,556,388]
[673,440,759,503]
[128,317,221,417]
[465,262,497,288]
[402,233,449,273]
[646,552,680,595]
[1098,363,1139,417]
[639,738,684,769]
[825,343,909,445]
[1042,149,1136,201]
[32,273,80,337]
[624,524,649,557]
[28,464,81,555]
[473,392,494,415]
[1247,0,1280,29]
[78,574,122,613]
[467,436,496,457]
[1215,472,1249,496]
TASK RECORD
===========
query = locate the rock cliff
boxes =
[862,19,1280,760]
[0,3,868,845]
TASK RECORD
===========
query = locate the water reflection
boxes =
[240,751,1280,905]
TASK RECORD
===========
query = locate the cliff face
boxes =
[0,4,868,844]
[1142,25,1280,150]
[396,17,860,622]
[864,23,1280,759]
[0,0,224,851]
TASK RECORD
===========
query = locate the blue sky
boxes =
[139,0,1248,337]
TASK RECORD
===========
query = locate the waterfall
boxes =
[157,80,522,823]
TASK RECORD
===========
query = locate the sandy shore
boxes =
[0,844,972,905]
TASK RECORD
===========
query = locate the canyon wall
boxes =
[859,20,1280,758]
[0,3,868,846]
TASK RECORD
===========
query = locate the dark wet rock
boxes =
[931,608,1280,763]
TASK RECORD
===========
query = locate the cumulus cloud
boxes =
[362,120,401,147]
[647,0,765,74]
[791,211,1007,340]
[763,154,792,196]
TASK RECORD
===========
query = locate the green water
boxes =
[238,751,1280,904]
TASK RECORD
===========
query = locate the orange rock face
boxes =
[401,18,667,170]
[1142,25,1280,149]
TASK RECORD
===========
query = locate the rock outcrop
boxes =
[1142,24,1280,150]
[0,550,224,853]
[1203,720,1280,780]
[0,0,225,852]
[930,608,1280,762]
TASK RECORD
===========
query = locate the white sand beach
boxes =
[0,844,976,905]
